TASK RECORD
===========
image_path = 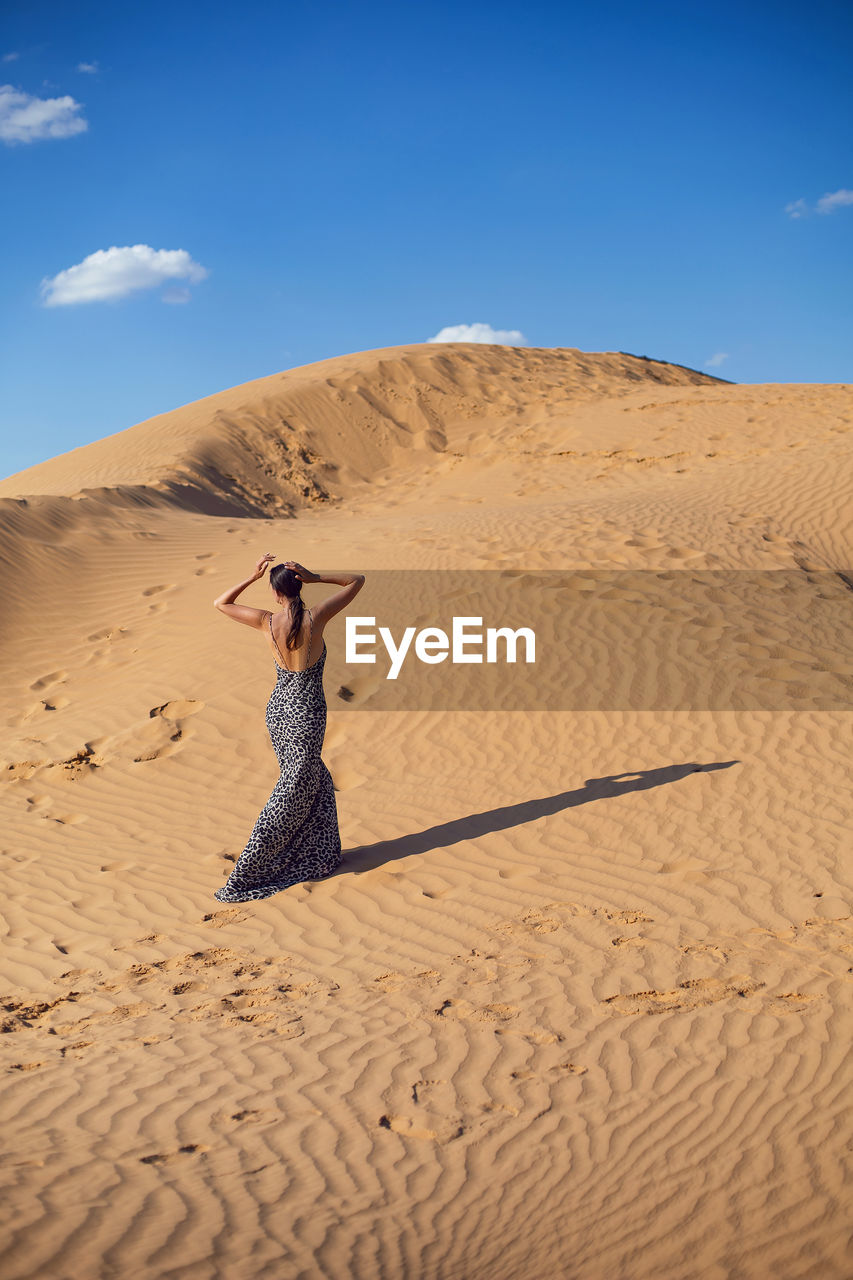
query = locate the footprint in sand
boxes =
[603,975,765,1015]
[495,907,563,935]
[87,626,130,643]
[3,743,103,784]
[511,1060,587,1082]
[766,992,822,1014]
[680,942,729,960]
[373,969,442,993]
[658,858,710,877]
[142,584,175,597]
[125,700,204,763]
[230,1108,274,1125]
[378,1111,465,1142]
[495,901,654,937]
[17,693,72,722]
[59,1040,94,1059]
[378,1078,466,1145]
[433,998,561,1047]
[378,1079,522,1145]
[201,908,249,928]
[150,699,204,720]
[38,694,70,712]
[29,671,67,693]
[335,674,384,704]
[139,1144,209,1165]
[624,534,663,548]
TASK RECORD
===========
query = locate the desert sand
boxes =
[0,342,850,1279]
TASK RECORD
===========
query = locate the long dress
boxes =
[213,607,343,902]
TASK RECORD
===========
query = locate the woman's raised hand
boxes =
[284,560,319,583]
[254,552,276,579]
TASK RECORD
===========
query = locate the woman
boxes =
[212,553,365,902]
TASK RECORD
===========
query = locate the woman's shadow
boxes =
[334,760,739,877]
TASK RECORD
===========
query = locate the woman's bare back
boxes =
[266,605,325,672]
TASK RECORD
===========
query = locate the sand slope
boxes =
[0,343,851,1279]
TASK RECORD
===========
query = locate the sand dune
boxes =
[1,342,850,1279]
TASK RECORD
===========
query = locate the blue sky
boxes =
[1,0,851,481]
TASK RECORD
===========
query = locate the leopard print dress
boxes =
[213,606,343,902]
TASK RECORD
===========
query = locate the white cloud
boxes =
[705,352,729,368]
[816,187,853,215]
[786,188,853,218]
[40,244,209,307]
[2,52,20,63]
[162,285,192,305]
[784,198,808,219]
[77,61,98,74]
[0,83,87,144]
[426,321,527,345]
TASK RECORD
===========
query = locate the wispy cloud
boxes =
[705,352,729,368]
[76,61,98,74]
[426,321,527,345]
[0,83,87,144]
[816,187,853,215]
[162,286,192,305]
[2,52,20,63]
[785,187,853,218]
[40,245,209,307]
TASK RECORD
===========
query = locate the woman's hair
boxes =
[268,564,305,650]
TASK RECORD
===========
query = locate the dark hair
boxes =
[268,564,305,650]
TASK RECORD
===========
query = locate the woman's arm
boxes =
[281,562,365,628]
[313,572,365,586]
[283,561,363,587]
[213,553,276,629]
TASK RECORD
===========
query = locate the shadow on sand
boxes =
[332,759,740,877]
